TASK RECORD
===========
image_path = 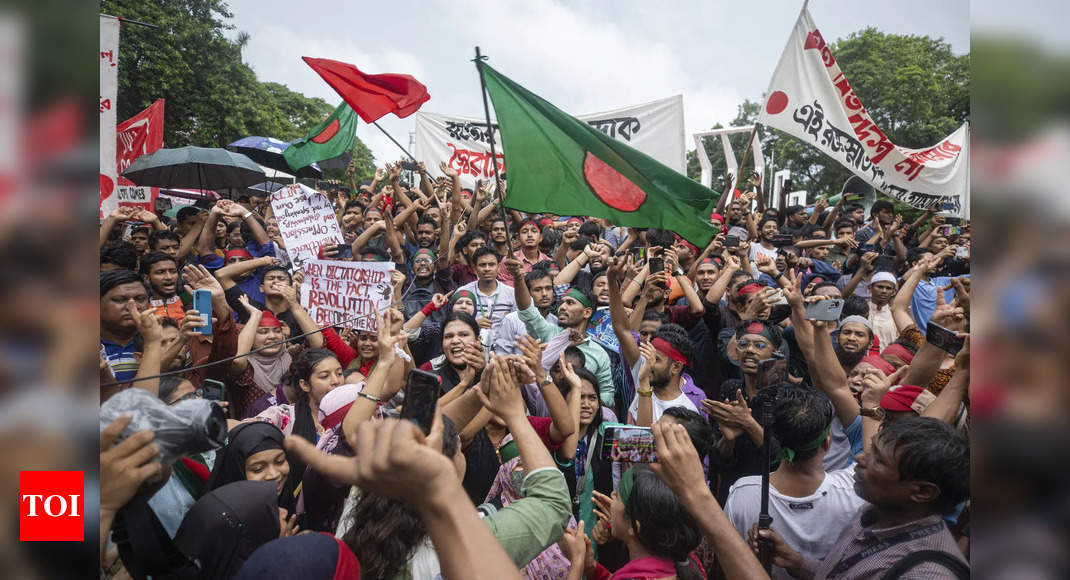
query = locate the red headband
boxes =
[738,283,764,296]
[259,310,283,328]
[225,248,253,261]
[881,343,915,364]
[520,220,540,231]
[566,217,583,225]
[651,337,687,365]
[860,354,895,376]
[880,384,925,412]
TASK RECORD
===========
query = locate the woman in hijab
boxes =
[229,296,292,418]
[206,422,293,510]
[234,533,361,580]
[416,312,486,395]
[404,291,488,367]
[173,480,292,580]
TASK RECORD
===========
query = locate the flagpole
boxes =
[472,46,514,255]
[371,121,417,161]
[732,123,761,206]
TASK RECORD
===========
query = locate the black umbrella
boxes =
[247,181,286,195]
[228,136,322,179]
[122,146,266,191]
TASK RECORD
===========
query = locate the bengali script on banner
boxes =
[414,95,685,189]
[757,7,970,217]
[299,259,394,331]
[99,15,120,217]
[270,184,344,268]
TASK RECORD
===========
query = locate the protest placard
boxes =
[270,183,344,268]
[300,259,395,331]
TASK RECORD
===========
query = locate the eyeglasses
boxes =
[736,339,770,351]
[170,388,204,404]
[413,257,433,264]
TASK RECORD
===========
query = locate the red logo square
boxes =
[20,471,84,542]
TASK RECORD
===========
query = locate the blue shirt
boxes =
[910,275,964,330]
[102,338,138,382]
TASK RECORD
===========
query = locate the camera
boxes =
[100,388,228,468]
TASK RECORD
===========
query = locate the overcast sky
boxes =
[226,0,969,166]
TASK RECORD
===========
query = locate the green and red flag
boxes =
[480,64,719,247]
[284,101,358,171]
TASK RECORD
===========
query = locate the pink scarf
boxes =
[611,556,677,580]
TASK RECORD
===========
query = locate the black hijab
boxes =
[206,422,287,493]
[173,480,281,580]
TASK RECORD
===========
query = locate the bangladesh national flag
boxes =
[284,102,358,171]
[481,64,720,247]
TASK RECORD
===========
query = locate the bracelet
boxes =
[421,302,437,317]
[637,389,653,398]
[357,391,382,403]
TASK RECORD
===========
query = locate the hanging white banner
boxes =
[99,15,120,218]
[757,6,969,217]
[414,95,685,189]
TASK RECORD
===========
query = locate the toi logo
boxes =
[20,471,84,542]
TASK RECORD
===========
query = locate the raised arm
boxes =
[608,256,642,369]
[705,254,742,304]
[687,233,725,281]
[100,206,134,248]
[128,303,163,396]
[516,337,574,444]
[555,245,594,286]
[841,251,877,298]
[196,202,225,256]
[633,342,656,426]
[351,219,386,256]
[215,255,275,290]
[666,247,704,316]
[810,319,858,427]
[714,171,734,215]
[342,312,408,448]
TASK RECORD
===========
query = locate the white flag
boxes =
[414,95,686,190]
[100,15,120,218]
[758,6,969,217]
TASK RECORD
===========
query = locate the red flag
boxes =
[116,99,165,211]
[302,57,430,123]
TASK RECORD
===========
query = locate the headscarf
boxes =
[449,289,476,306]
[246,311,292,395]
[234,532,361,580]
[881,343,915,364]
[173,480,281,580]
[205,422,287,493]
[859,354,895,376]
[710,212,727,234]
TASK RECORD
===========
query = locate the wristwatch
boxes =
[674,268,685,277]
[538,375,554,388]
[859,406,886,421]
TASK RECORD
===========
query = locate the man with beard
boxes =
[867,271,899,348]
[497,219,550,287]
[400,247,454,324]
[139,251,187,323]
[704,319,783,500]
[512,259,614,406]
[749,216,781,279]
[627,324,701,425]
[444,227,486,287]
[835,315,874,372]
[487,218,510,259]
[414,216,438,250]
[758,417,969,579]
[494,267,556,357]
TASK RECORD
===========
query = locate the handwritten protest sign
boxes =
[300,259,395,331]
[270,183,344,268]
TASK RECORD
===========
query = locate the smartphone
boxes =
[334,242,353,260]
[600,426,657,463]
[401,369,442,434]
[926,321,964,355]
[725,235,740,248]
[955,246,969,259]
[202,379,226,402]
[804,298,845,321]
[857,243,877,254]
[648,256,664,274]
[630,246,647,263]
[771,234,795,248]
[944,217,962,226]
[400,160,418,171]
[192,289,212,335]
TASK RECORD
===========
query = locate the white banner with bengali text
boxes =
[99,15,120,217]
[300,259,395,331]
[270,183,344,269]
[414,95,686,190]
[757,7,969,217]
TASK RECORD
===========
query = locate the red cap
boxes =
[880,384,925,412]
[225,249,253,261]
[259,310,283,328]
[881,343,915,364]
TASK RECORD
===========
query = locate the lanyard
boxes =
[826,521,946,578]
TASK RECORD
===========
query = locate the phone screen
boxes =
[725,235,740,247]
[192,290,213,335]
[601,426,657,463]
[926,321,964,355]
[772,235,795,248]
[401,370,442,434]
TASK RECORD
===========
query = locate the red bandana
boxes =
[651,337,686,365]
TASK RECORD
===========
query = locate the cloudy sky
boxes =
[227,0,969,166]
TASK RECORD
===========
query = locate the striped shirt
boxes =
[802,509,966,579]
[102,338,139,382]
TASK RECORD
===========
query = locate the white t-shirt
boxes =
[627,390,699,424]
[750,243,779,278]
[458,280,517,339]
[724,465,868,580]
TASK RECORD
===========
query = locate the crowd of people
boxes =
[99,160,970,579]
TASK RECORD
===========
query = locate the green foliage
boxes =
[688,28,969,206]
[102,0,373,164]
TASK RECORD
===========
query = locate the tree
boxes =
[102,0,373,164]
[688,28,969,214]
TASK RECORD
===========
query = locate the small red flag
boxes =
[302,57,430,123]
